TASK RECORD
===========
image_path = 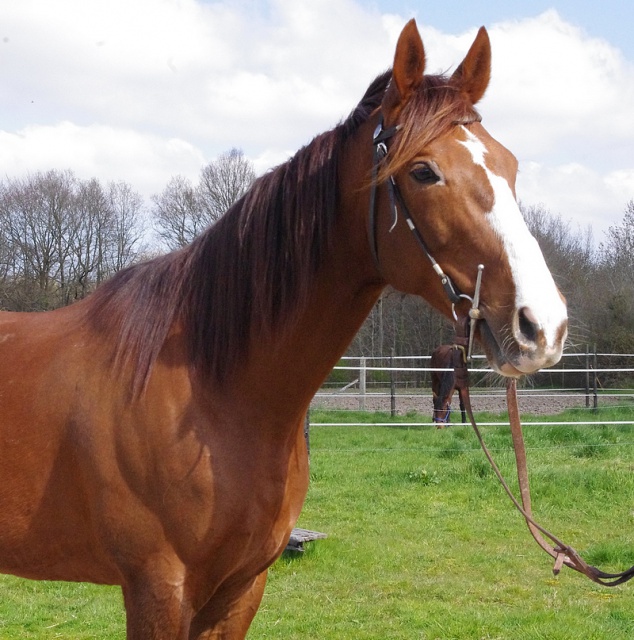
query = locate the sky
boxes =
[2,0,634,241]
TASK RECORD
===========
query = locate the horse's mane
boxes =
[84,70,478,391]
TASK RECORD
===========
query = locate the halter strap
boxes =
[433,404,451,424]
[368,116,462,305]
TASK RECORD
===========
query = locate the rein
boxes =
[453,317,634,587]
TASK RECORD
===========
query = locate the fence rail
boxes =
[309,351,634,426]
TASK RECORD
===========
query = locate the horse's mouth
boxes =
[477,319,524,378]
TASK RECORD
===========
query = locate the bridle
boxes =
[367,113,634,586]
[432,404,451,425]
[368,114,485,348]
[368,116,465,309]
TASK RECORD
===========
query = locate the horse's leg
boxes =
[189,571,268,640]
[122,565,193,640]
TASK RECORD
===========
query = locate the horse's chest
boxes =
[151,421,309,559]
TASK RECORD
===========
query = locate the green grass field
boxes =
[2,406,634,638]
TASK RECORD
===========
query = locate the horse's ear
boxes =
[383,19,426,120]
[451,27,491,105]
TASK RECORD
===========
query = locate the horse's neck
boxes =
[234,272,380,427]
[232,204,382,425]
[220,126,381,426]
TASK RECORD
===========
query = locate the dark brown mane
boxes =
[85,71,392,391]
[85,70,477,392]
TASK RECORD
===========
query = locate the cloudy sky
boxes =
[2,0,634,241]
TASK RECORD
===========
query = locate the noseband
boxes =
[367,116,463,306]
[433,405,451,424]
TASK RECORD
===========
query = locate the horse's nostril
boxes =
[518,306,539,344]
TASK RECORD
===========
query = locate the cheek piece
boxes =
[367,115,483,355]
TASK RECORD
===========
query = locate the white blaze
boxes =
[458,127,567,359]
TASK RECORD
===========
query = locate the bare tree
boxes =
[198,148,256,223]
[0,170,75,308]
[151,176,205,250]
[107,181,145,273]
[0,170,145,311]
[594,200,634,352]
[151,149,256,249]
[601,199,634,275]
[520,203,597,344]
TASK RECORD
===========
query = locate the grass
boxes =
[251,405,634,639]
[0,580,122,638]
[1,406,634,638]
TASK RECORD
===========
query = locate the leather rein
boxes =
[368,116,634,587]
[452,321,634,587]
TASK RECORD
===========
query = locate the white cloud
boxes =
[482,10,634,163]
[519,162,613,231]
[1,0,398,161]
[472,10,634,236]
[1,2,633,239]
[0,123,205,198]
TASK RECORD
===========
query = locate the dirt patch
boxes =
[311,389,596,417]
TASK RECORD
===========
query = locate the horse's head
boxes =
[370,20,567,376]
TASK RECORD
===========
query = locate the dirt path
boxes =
[311,389,595,416]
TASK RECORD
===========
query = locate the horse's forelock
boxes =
[379,74,480,181]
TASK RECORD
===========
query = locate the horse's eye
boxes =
[411,163,439,185]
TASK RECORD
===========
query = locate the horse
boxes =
[0,19,567,639]
[431,344,467,426]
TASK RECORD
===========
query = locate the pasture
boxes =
[2,406,634,638]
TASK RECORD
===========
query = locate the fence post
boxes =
[359,356,366,411]
[390,348,396,417]
[585,346,590,409]
[593,346,598,410]
[304,410,310,460]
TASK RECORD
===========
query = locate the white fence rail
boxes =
[309,351,634,426]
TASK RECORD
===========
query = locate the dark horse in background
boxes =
[0,19,567,639]
[431,344,467,426]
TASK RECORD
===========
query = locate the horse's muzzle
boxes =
[478,305,568,377]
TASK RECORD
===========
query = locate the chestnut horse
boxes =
[431,344,467,425]
[0,20,567,639]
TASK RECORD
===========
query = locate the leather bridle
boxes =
[367,114,634,586]
[367,116,463,307]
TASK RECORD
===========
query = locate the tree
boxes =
[151,176,205,250]
[601,199,634,275]
[107,181,145,273]
[520,203,596,346]
[0,170,145,311]
[198,148,256,222]
[594,200,634,353]
[151,149,256,249]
